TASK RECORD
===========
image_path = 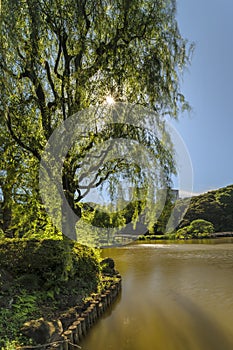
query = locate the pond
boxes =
[81,238,233,350]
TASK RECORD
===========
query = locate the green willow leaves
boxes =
[0,0,193,239]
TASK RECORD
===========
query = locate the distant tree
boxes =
[176,219,214,239]
[152,187,175,234]
[0,0,193,239]
[178,185,233,233]
[190,219,214,235]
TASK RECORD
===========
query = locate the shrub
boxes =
[176,219,214,239]
[0,238,101,289]
[0,238,102,347]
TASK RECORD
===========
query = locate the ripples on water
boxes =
[81,239,233,350]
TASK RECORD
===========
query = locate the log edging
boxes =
[59,274,122,349]
[17,275,122,350]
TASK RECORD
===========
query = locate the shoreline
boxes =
[137,232,233,242]
[61,275,122,350]
[17,275,122,350]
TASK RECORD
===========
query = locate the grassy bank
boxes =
[0,238,110,349]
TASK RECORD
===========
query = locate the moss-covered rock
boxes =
[21,318,63,345]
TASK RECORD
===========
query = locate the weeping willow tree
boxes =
[0,0,193,243]
[0,114,58,238]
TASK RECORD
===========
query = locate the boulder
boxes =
[21,317,63,345]
[100,257,116,275]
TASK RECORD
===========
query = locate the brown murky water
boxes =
[81,238,233,350]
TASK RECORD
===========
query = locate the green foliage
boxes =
[0,238,102,347]
[0,229,4,239]
[1,340,19,350]
[176,219,214,239]
[0,238,100,288]
[151,188,176,234]
[0,0,193,238]
[0,289,37,348]
[190,219,214,234]
[76,200,150,246]
[84,200,146,228]
[138,234,170,241]
[1,0,192,116]
[178,185,233,232]
[0,122,60,238]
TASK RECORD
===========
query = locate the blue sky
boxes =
[172,0,233,195]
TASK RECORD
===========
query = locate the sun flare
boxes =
[105,95,115,105]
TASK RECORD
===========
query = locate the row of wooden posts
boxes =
[51,275,122,350]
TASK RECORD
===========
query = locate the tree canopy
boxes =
[176,219,214,239]
[0,0,193,243]
[176,185,233,233]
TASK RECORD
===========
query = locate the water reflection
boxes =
[170,292,233,350]
[81,239,233,350]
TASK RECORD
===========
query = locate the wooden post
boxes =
[91,301,98,322]
[69,324,79,345]
[101,294,107,312]
[89,304,96,324]
[110,284,116,299]
[63,330,73,350]
[76,319,83,340]
[105,290,111,306]
[79,317,86,337]
[97,300,103,317]
[61,335,69,350]
[82,310,90,330]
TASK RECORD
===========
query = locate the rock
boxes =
[60,307,78,330]
[21,317,63,345]
[100,257,116,275]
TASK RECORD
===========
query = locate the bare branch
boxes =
[79,158,125,199]
[78,143,113,183]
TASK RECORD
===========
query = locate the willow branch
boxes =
[6,113,41,161]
